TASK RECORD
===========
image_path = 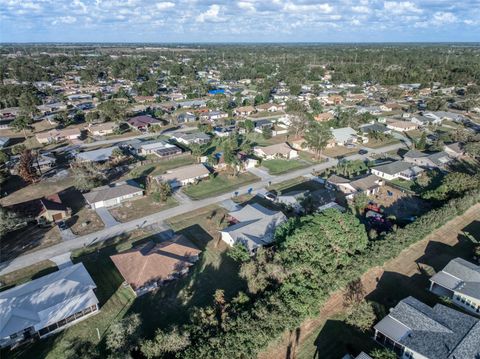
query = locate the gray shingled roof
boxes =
[374,296,480,359]
[371,161,416,175]
[83,181,143,204]
[431,258,480,300]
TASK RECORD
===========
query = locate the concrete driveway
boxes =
[95,207,120,228]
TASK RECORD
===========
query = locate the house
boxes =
[110,235,201,296]
[314,112,334,122]
[76,146,118,163]
[374,296,480,359]
[214,125,236,137]
[276,190,309,214]
[35,128,82,144]
[0,137,10,148]
[87,122,117,136]
[0,263,99,348]
[234,105,256,116]
[171,132,211,145]
[386,120,418,132]
[444,142,465,158]
[253,119,274,133]
[83,181,144,209]
[0,107,19,129]
[410,114,442,126]
[424,111,467,123]
[127,139,183,159]
[359,123,392,135]
[429,258,480,316]
[199,110,228,122]
[37,193,71,223]
[371,161,424,181]
[127,115,163,131]
[253,143,298,160]
[255,103,283,112]
[403,150,452,169]
[153,163,210,188]
[176,100,206,109]
[177,112,197,124]
[331,127,362,146]
[326,174,383,200]
[220,203,287,253]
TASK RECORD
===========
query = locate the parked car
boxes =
[358,149,368,155]
[264,192,277,201]
[58,221,68,230]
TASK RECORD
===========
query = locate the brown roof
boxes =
[110,235,201,290]
[314,112,334,122]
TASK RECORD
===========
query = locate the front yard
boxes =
[109,196,178,222]
[323,146,358,158]
[182,172,260,200]
[363,137,400,149]
[262,158,310,175]
[126,155,196,179]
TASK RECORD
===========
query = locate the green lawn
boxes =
[126,155,196,178]
[182,172,260,200]
[262,159,310,175]
[5,206,246,359]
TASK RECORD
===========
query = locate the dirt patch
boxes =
[372,186,431,218]
[259,203,480,359]
[68,208,105,235]
[109,196,178,223]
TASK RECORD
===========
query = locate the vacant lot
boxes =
[363,137,400,149]
[323,146,357,158]
[373,186,432,219]
[183,172,259,200]
[0,225,61,262]
[109,196,178,222]
[126,155,196,179]
[246,133,289,147]
[262,159,310,175]
[260,204,480,359]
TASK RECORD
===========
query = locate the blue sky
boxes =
[1,0,479,43]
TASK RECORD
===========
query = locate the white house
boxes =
[87,122,117,136]
[220,203,287,253]
[36,128,82,144]
[253,143,298,160]
[83,181,144,209]
[0,263,99,348]
[153,163,210,188]
[429,258,480,316]
[370,161,424,181]
[386,120,418,132]
[331,127,366,146]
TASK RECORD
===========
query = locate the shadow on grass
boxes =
[312,319,380,359]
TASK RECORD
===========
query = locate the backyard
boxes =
[182,172,260,200]
[262,158,310,175]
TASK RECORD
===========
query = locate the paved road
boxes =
[0,141,407,276]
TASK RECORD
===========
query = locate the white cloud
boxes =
[52,16,77,25]
[238,1,256,12]
[283,2,333,14]
[432,11,457,24]
[73,0,87,14]
[156,2,175,10]
[352,5,370,14]
[196,4,224,23]
[384,1,422,15]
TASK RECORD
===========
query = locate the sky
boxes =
[0,0,479,43]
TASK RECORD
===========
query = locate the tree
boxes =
[227,243,251,263]
[0,207,26,237]
[370,348,397,359]
[302,121,332,159]
[11,115,33,138]
[106,314,142,357]
[244,119,254,133]
[189,143,204,163]
[288,112,309,138]
[70,159,106,191]
[0,150,8,165]
[262,125,272,139]
[352,193,370,214]
[423,172,479,201]
[141,327,190,358]
[416,132,427,150]
[18,149,38,183]
[465,141,480,159]
[345,300,376,332]
[309,98,323,114]
[151,181,172,202]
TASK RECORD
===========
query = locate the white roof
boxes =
[331,127,357,142]
[222,203,287,251]
[0,263,98,338]
[77,146,117,162]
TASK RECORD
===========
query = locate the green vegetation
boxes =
[182,172,259,200]
[127,155,196,178]
[262,159,310,175]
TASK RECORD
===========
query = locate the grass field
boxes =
[182,172,260,200]
[126,155,196,179]
[262,159,310,175]
[4,205,246,359]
